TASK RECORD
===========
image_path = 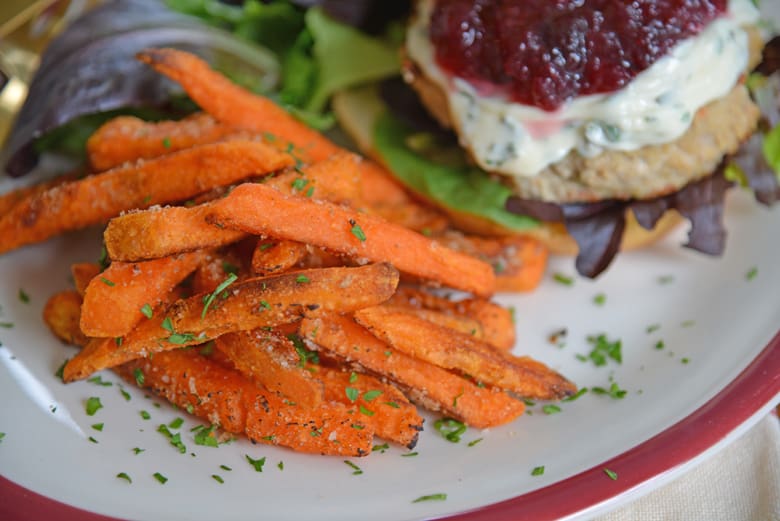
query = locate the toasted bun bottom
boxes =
[332,87,684,256]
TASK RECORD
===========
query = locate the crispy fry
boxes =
[300,314,525,428]
[80,252,205,338]
[389,286,516,351]
[116,349,374,456]
[436,232,548,292]
[206,182,496,296]
[71,263,102,297]
[86,113,241,171]
[137,48,341,162]
[137,48,412,207]
[251,239,308,276]
[0,173,77,218]
[381,304,483,340]
[264,152,362,205]
[104,153,366,263]
[353,306,575,400]
[105,203,246,262]
[42,290,88,346]
[367,202,449,234]
[0,141,293,255]
[215,329,324,409]
[63,263,399,381]
[191,250,247,294]
[315,366,423,448]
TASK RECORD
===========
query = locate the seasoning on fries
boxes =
[9,47,577,456]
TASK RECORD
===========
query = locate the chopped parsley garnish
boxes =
[349,220,367,242]
[85,397,103,416]
[162,137,171,148]
[288,333,319,367]
[116,472,132,483]
[201,273,238,318]
[277,461,284,470]
[98,245,109,270]
[18,289,30,303]
[100,277,115,287]
[681,357,690,364]
[433,418,467,443]
[220,465,232,471]
[88,436,98,443]
[604,468,618,480]
[169,417,184,429]
[161,317,174,333]
[0,322,14,328]
[0,432,5,443]
[362,390,382,402]
[157,424,187,454]
[87,375,113,387]
[384,401,400,409]
[291,177,309,192]
[467,438,483,447]
[412,493,447,503]
[343,460,363,475]
[372,443,390,453]
[646,324,661,334]
[221,261,239,275]
[153,472,168,484]
[246,455,267,472]
[552,273,574,286]
[119,386,131,401]
[562,388,588,402]
[212,474,224,484]
[132,447,144,455]
[55,358,69,380]
[593,293,606,306]
[91,423,104,431]
[542,404,561,415]
[140,410,151,420]
[583,334,622,366]
[531,466,545,476]
[655,340,665,350]
[295,275,310,284]
[140,304,153,319]
[591,382,627,400]
[133,368,145,386]
[746,267,758,281]
[401,451,418,457]
[359,405,374,417]
[167,332,195,345]
[194,425,219,447]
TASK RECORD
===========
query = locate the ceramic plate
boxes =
[1,2,780,518]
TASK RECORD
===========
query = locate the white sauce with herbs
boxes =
[406,0,760,178]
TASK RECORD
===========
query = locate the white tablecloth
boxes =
[599,413,780,520]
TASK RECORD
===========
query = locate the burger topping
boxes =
[406,0,759,178]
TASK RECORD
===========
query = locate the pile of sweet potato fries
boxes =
[2,48,575,456]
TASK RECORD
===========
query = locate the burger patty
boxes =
[407,62,760,202]
[404,25,764,203]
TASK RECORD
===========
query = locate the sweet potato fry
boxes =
[215,329,324,409]
[367,202,449,234]
[388,286,516,351]
[251,239,308,276]
[0,141,293,255]
[63,263,399,381]
[137,48,341,162]
[80,252,205,338]
[353,306,576,400]
[315,366,423,448]
[138,48,412,207]
[42,290,88,346]
[116,349,374,456]
[71,263,102,296]
[300,314,525,428]
[435,232,548,292]
[104,153,365,263]
[104,204,246,262]
[86,113,241,171]
[381,305,483,340]
[264,151,362,205]
[191,249,248,294]
[0,173,77,218]
[206,182,496,296]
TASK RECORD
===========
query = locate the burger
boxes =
[333,0,779,277]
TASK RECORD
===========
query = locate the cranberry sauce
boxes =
[429,0,727,111]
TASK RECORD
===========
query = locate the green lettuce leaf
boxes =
[762,123,780,182]
[373,112,538,231]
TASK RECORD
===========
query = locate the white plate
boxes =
[0,171,778,521]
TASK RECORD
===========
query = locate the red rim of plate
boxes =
[1,330,778,521]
